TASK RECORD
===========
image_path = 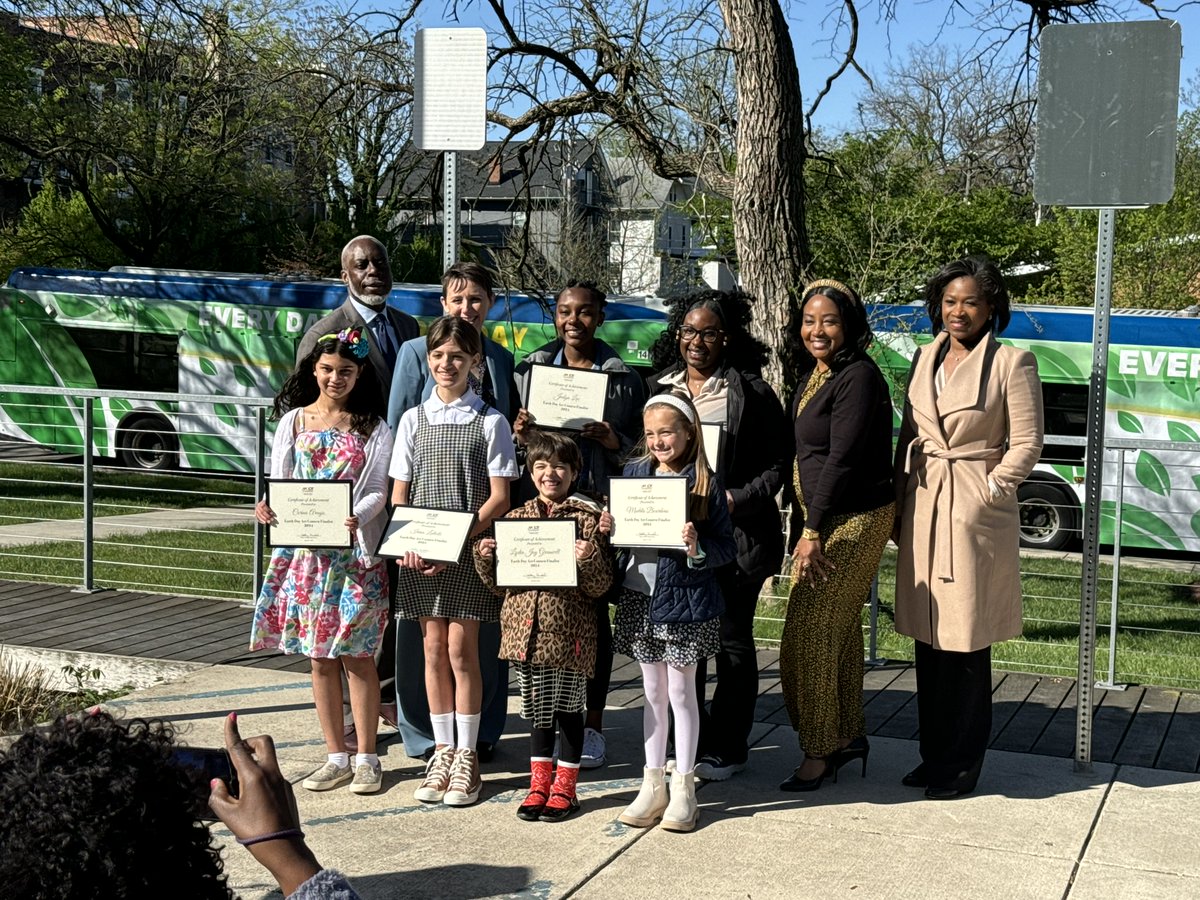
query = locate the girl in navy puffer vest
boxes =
[605,393,735,833]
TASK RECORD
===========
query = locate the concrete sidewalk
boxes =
[98,663,1200,900]
[0,505,252,548]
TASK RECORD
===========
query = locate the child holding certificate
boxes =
[390,316,518,807]
[250,328,393,795]
[473,431,613,822]
[608,393,736,833]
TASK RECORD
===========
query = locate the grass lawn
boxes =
[754,549,1200,690]
[0,461,254,525]
[0,524,258,601]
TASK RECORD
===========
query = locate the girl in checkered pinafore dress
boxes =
[389,316,518,807]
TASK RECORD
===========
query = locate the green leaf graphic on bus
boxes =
[1100,501,1186,552]
[180,433,250,472]
[1166,421,1200,443]
[1194,473,1200,493]
[214,403,239,428]
[1030,345,1084,381]
[1192,510,1200,541]
[233,365,257,388]
[1108,371,1135,399]
[1115,411,1143,434]
[198,357,218,377]
[1134,451,1171,497]
[1164,376,1197,403]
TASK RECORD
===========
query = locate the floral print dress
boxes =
[250,427,389,658]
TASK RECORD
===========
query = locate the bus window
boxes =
[1042,382,1086,460]
[67,328,180,392]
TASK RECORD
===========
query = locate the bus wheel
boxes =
[117,417,179,471]
[1018,483,1079,552]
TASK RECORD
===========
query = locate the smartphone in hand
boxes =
[171,747,239,821]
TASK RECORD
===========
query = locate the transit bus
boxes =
[869,302,1200,555]
[1,264,1196,554]
[0,267,667,473]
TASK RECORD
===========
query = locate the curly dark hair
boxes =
[924,255,1012,336]
[0,712,234,899]
[274,334,383,437]
[798,281,874,369]
[649,288,771,376]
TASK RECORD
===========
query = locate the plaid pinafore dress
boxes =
[395,403,500,621]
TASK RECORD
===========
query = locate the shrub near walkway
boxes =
[754,549,1200,691]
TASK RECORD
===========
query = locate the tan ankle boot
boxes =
[618,766,668,827]
[660,769,698,832]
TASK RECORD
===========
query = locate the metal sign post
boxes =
[413,27,487,269]
[1035,21,1180,773]
[443,151,459,270]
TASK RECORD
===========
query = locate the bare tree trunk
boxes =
[719,0,811,393]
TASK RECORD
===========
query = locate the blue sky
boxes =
[410,0,1200,137]
[788,1,1200,131]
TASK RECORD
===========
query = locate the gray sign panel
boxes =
[1035,21,1181,207]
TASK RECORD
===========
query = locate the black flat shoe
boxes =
[779,757,835,792]
[516,790,548,821]
[833,737,870,778]
[901,764,928,788]
[538,795,580,822]
[924,784,974,801]
[477,741,496,763]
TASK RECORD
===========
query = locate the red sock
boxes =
[544,761,579,810]
[521,757,553,810]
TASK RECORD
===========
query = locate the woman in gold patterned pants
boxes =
[779,279,896,792]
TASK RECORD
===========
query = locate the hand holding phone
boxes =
[208,714,320,896]
[170,747,239,821]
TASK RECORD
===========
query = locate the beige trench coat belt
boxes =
[903,437,1005,582]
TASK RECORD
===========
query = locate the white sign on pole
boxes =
[413,28,487,152]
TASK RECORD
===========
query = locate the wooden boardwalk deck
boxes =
[4,580,1199,772]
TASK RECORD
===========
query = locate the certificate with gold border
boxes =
[608,476,688,550]
[376,507,477,564]
[525,364,609,430]
[494,519,578,588]
[266,479,353,549]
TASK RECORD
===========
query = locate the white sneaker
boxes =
[579,727,606,769]
[694,753,746,782]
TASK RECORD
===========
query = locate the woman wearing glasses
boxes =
[646,289,791,781]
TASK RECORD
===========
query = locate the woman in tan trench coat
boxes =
[893,256,1043,800]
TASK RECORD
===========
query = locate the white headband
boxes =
[644,393,696,423]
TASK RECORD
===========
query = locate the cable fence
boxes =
[754,435,1200,692]
[0,387,1196,689]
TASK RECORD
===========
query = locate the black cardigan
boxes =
[791,357,894,532]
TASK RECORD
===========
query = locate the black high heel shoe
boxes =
[832,737,870,778]
[779,755,836,792]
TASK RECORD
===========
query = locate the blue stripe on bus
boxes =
[5,268,666,324]
[867,304,1200,348]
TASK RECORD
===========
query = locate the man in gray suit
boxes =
[296,235,419,391]
[295,235,418,751]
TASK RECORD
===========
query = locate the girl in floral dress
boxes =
[251,328,392,795]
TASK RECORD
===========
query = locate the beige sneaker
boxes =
[302,760,353,792]
[413,746,455,803]
[443,747,481,806]
[350,760,383,794]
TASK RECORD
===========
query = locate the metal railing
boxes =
[0,386,1196,691]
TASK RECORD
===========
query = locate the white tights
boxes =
[640,661,700,775]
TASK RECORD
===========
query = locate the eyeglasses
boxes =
[679,325,724,344]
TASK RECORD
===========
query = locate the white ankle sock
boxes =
[328,751,350,768]
[354,753,379,768]
[430,712,455,747]
[456,711,481,750]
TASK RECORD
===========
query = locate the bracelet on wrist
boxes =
[801,527,821,542]
[237,828,305,847]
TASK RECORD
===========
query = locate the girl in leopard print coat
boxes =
[475,431,613,822]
